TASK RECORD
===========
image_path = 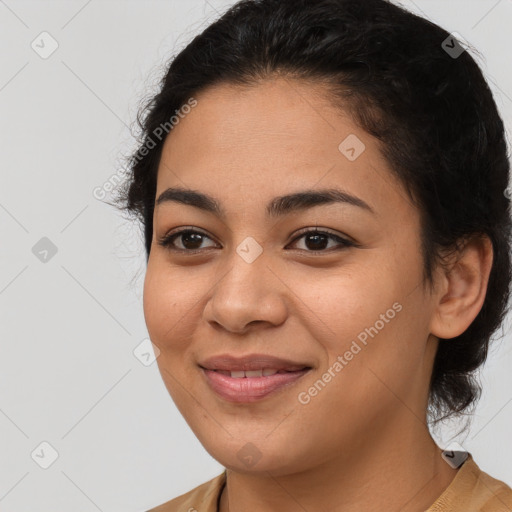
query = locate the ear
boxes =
[429,234,493,340]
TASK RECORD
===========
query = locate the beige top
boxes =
[146,453,512,511]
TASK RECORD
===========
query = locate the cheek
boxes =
[142,263,199,403]
[142,260,188,349]
[142,258,214,362]
[294,263,403,351]
[292,257,422,399]
[143,264,166,343]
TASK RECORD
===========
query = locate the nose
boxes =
[203,246,288,334]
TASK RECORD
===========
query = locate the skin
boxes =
[143,76,493,512]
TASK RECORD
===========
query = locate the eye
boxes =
[287,228,355,253]
[157,227,355,254]
[157,228,217,253]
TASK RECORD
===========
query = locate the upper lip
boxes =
[198,353,312,372]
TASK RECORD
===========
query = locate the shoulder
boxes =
[146,471,226,512]
[428,453,512,512]
[474,460,512,511]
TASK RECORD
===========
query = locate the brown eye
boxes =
[287,229,354,253]
[158,229,217,252]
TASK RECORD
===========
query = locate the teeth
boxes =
[245,369,263,377]
[216,368,281,378]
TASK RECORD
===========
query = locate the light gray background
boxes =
[0,1,511,511]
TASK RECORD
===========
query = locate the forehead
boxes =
[155,77,412,219]
[160,77,345,161]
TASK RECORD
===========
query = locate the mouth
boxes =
[198,353,313,372]
[198,353,313,403]
[208,368,310,377]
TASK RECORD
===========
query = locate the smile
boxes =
[200,367,312,403]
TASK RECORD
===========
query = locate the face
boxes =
[143,77,441,475]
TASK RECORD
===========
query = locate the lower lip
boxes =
[201,367,311,403]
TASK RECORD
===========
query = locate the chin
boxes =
[199,435,311,476]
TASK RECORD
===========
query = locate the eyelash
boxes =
[157,227,355,254]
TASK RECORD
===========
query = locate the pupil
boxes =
[183,233,202,249]
[306,233,327,250]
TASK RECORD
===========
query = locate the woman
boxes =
[115,0,512,510]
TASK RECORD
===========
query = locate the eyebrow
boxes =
[155,186,375,218]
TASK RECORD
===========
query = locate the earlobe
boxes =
[429,235,493,340]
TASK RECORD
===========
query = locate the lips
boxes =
[198,353,312,372]
[198,353,314,402]
[200,367,312,402]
